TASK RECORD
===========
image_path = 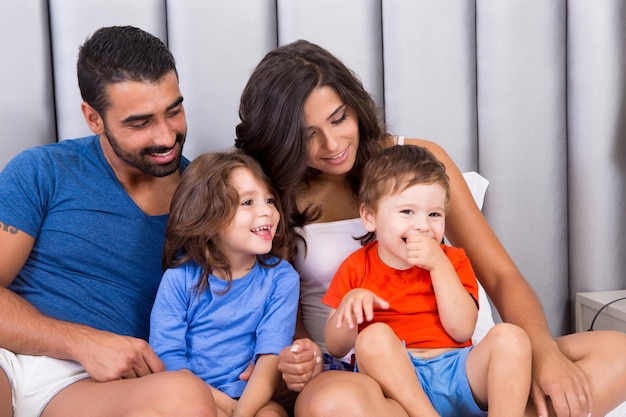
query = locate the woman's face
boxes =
[303,86,359,176]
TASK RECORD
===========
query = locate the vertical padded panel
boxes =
[382,0,478,172]
[277,0,383,108]
[568,1,626,295]
[477,1,568,335]
[49,0,166,141]
[0,1,55,169]
[167,0,277,159]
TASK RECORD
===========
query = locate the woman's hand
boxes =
[277,338,323,392]
[531,343,592,417]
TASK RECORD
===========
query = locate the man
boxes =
[0,26,216,417]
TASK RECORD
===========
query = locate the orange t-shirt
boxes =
[322,241,479,349]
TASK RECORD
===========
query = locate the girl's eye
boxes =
[241,199,253,206]
[429,212,443,217]
[401,209,413,215]
[266,198,276,205]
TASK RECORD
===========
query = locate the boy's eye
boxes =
[400,209,413,215]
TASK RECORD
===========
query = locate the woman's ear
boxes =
[81,101,105,135]
[360,203,377,232]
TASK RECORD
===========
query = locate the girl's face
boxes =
[303,86,359,177]
[361,182,447,270]
[213,167,280,272]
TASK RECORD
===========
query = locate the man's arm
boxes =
[0,225,164,381]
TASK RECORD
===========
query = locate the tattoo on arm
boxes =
[0,222,18,235]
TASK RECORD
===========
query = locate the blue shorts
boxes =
[322,352,354,371]
[409,347,486,417]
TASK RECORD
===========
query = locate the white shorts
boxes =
[0,349,89,417]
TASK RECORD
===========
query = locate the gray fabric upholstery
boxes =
[2,0,625,340]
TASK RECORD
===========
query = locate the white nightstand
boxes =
[575,290,626,333]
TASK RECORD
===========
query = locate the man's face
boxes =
[99,71,187,177]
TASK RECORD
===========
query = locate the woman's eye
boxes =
[331,112,347,125]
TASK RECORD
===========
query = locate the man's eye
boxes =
[130,120,150,129]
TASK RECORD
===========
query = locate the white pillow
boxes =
[458,172,496,343]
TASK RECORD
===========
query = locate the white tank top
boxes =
[294,218,365,356]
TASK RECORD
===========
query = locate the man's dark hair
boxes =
[77,25,177,114]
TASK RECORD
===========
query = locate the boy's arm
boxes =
[233,354,281,417]
[406,235,477,342]
[325,307,358,358]
[325,289,390,358]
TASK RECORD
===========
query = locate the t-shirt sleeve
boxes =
[149,266,193,371]
[0,149,52,237]
[254,260,301,358]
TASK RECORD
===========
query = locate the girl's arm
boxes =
[234,354,282,417]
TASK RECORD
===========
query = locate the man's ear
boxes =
[360,203,377,232]
[81,101,105,135]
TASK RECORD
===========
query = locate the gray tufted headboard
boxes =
[2,0,625,339]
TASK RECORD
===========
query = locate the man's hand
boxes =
[531,345,592,417]
[75,329,165,381]
[277,338,323,392]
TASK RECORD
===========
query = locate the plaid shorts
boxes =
[322,352,355,371]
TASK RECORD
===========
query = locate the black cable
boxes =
[587,296,626,331]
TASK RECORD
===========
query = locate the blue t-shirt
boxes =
[0,135,188,340]
[150,259,300,398]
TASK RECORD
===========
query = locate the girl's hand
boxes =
[333,288,389,330]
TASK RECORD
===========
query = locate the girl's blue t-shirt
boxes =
[150,259,300,398]
[0,135,188,340]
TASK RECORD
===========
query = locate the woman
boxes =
[235,39,626,417]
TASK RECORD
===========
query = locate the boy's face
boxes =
[361,182,447,269]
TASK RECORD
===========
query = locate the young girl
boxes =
[150,150,300,417]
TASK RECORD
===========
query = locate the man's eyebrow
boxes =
[121,96,184,124]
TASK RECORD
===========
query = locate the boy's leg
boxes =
[41,369,216,417]
[465,323,532,417]
[0,369,11,417]
[354,323,439,417]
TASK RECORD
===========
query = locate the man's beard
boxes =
[104,126,186,177]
